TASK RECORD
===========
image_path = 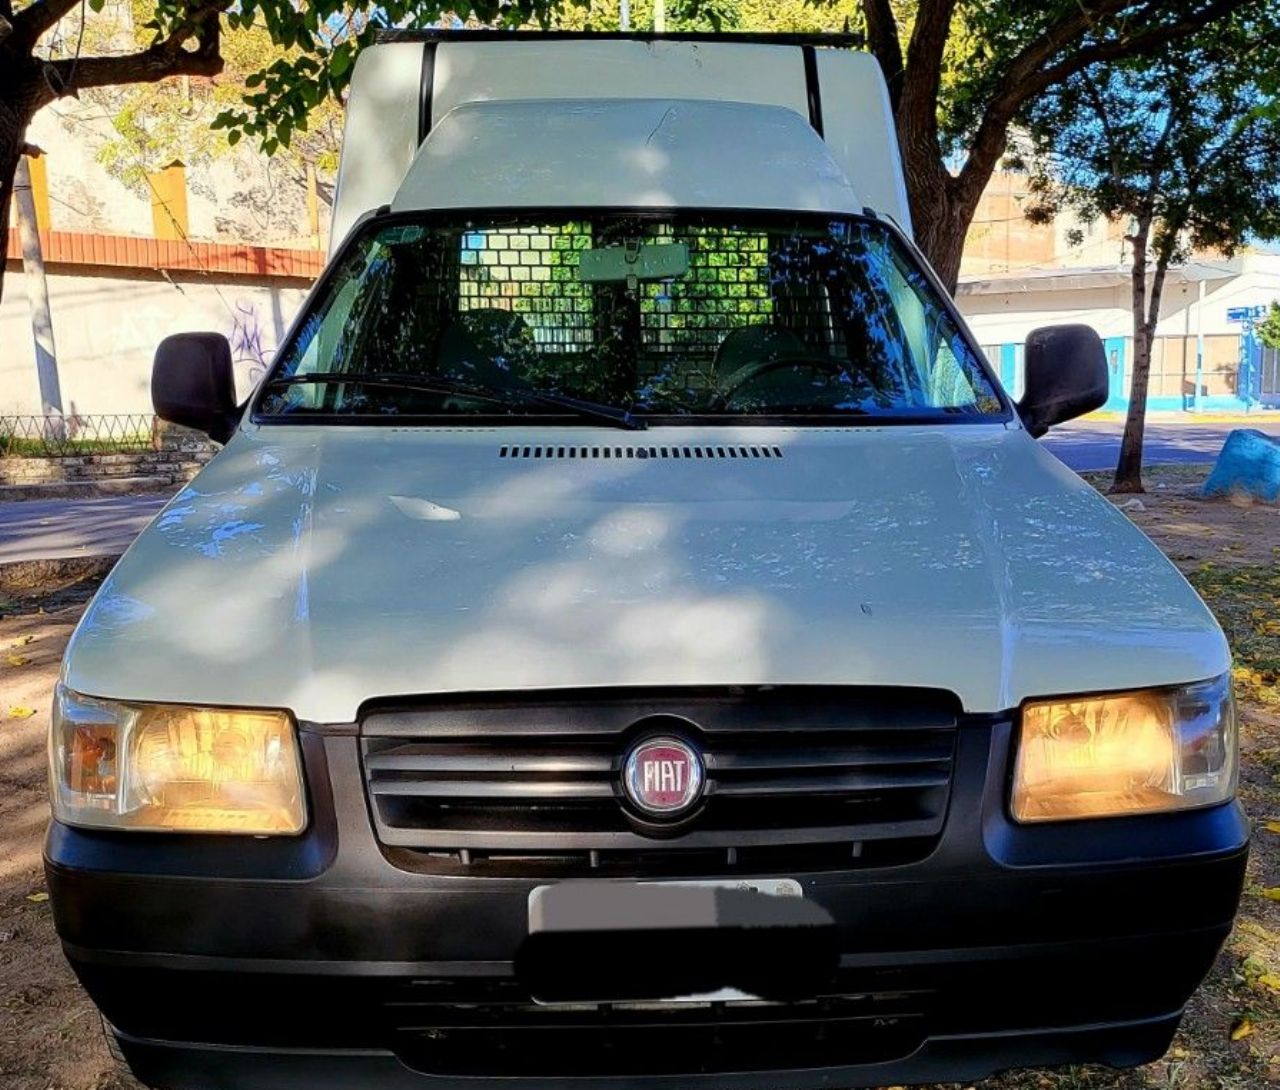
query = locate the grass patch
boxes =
[0,436,152,457]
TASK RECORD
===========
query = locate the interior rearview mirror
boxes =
[1016,324,1109,438]
[579,241,690,284]
[151,332,240,444]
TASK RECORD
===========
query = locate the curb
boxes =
[0,478,177,502]
[1081,411,1278,424]
[0,555,118,594]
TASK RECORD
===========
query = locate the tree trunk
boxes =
[911,185,970,294]
[894,115,974,294]
[1112,223,1155,494]
[0,67,45,307]
[0,108,26,307]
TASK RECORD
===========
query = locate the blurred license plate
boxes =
[527,877,802,1004]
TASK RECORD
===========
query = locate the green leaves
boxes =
[1018,13,1280,281]
[1259,302,1280,351]
[329,44,353,80]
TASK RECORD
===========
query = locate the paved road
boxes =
[1043,418,1280,472]
[0,420,1275,564]
[0,494,170,565]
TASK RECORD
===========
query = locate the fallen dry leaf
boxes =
[6,706,35,720]
[1266,822,1280,835]
[25,892,48,904]
[5,653,29,667]
[1231,1017,1255,1041]
[1258,972,1280,991]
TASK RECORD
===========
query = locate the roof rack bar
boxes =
[375,29,865,48]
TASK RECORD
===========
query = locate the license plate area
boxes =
[528,877,803,926]
[520,878,832,1005]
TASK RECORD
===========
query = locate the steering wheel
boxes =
[714,355,862,409]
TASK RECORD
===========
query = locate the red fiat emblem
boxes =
[622,737,704,816]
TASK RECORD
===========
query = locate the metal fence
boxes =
[1261,345,1280,407]
[0,414,159,457]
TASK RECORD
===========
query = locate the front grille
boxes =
[361,688,958,875]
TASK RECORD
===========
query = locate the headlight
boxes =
[1011,674,1237,823]
[49,684,306,834]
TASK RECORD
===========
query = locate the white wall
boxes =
[956,253,1280,347]
[1,267,311,416]
[959,283,1130,345]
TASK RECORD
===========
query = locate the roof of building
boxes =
[958,259,1246,296]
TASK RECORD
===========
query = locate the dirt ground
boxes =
[0,465,1277,1090]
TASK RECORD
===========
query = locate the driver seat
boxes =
[712,324,809,389]
[436,308,538,390]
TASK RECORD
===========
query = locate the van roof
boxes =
[390,98,861,216]
[332,36,910,249]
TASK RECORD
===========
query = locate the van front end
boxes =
[48,681,1246,1090]
[48,83,1247,1089]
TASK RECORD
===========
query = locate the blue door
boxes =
[1103,337,1127,411]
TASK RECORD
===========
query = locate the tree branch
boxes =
[860,0,904,112]
[893,0,959,198]
[901,0,958,113]
[11,0,82,52]
[39,1,226,101]
[1030,0,1251,103]
[951,0,1250,214]
[1080,72,1125,192]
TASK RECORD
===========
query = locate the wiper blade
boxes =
[516,388,648,430]
[264,372,513,405]
[262,372,646,431]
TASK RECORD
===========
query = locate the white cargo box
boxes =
[331,32,911,250]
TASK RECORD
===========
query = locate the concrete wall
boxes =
[2,264,311,415]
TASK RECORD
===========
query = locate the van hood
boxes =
[63,424,1227,721]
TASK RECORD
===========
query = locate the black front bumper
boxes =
[46,721,1250,1090]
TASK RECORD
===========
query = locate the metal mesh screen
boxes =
[458,225,595,353]
[639,227,774,358]
[448,220,842,392]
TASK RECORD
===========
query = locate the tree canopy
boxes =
[1,0,1276,304]
[1016,17,1280,491]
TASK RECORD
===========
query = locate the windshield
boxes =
[257,212,1005,424]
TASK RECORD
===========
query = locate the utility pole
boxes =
[620,0,630,30]
[14,150,63,421]
[1194,279,1205,413]
[306,160,321,250]
[653,0,665,31]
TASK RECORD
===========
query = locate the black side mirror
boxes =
[1016,324,1109,438]
[152,333,239,444]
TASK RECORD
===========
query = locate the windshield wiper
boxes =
[262,372,646,431]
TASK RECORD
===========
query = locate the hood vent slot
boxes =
[499,445,784,461]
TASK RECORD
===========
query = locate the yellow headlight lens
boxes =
[1011,674,1236,823]
[50,685,306,835]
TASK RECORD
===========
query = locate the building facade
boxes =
[956,256,1280,413]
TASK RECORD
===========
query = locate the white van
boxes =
[47,32,1245,1090]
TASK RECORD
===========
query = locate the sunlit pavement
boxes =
[0,419,1277,564]
[1042,417,1280,472]
[0,494,170,565]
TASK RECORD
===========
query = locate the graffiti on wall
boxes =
[226,300,276,387]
